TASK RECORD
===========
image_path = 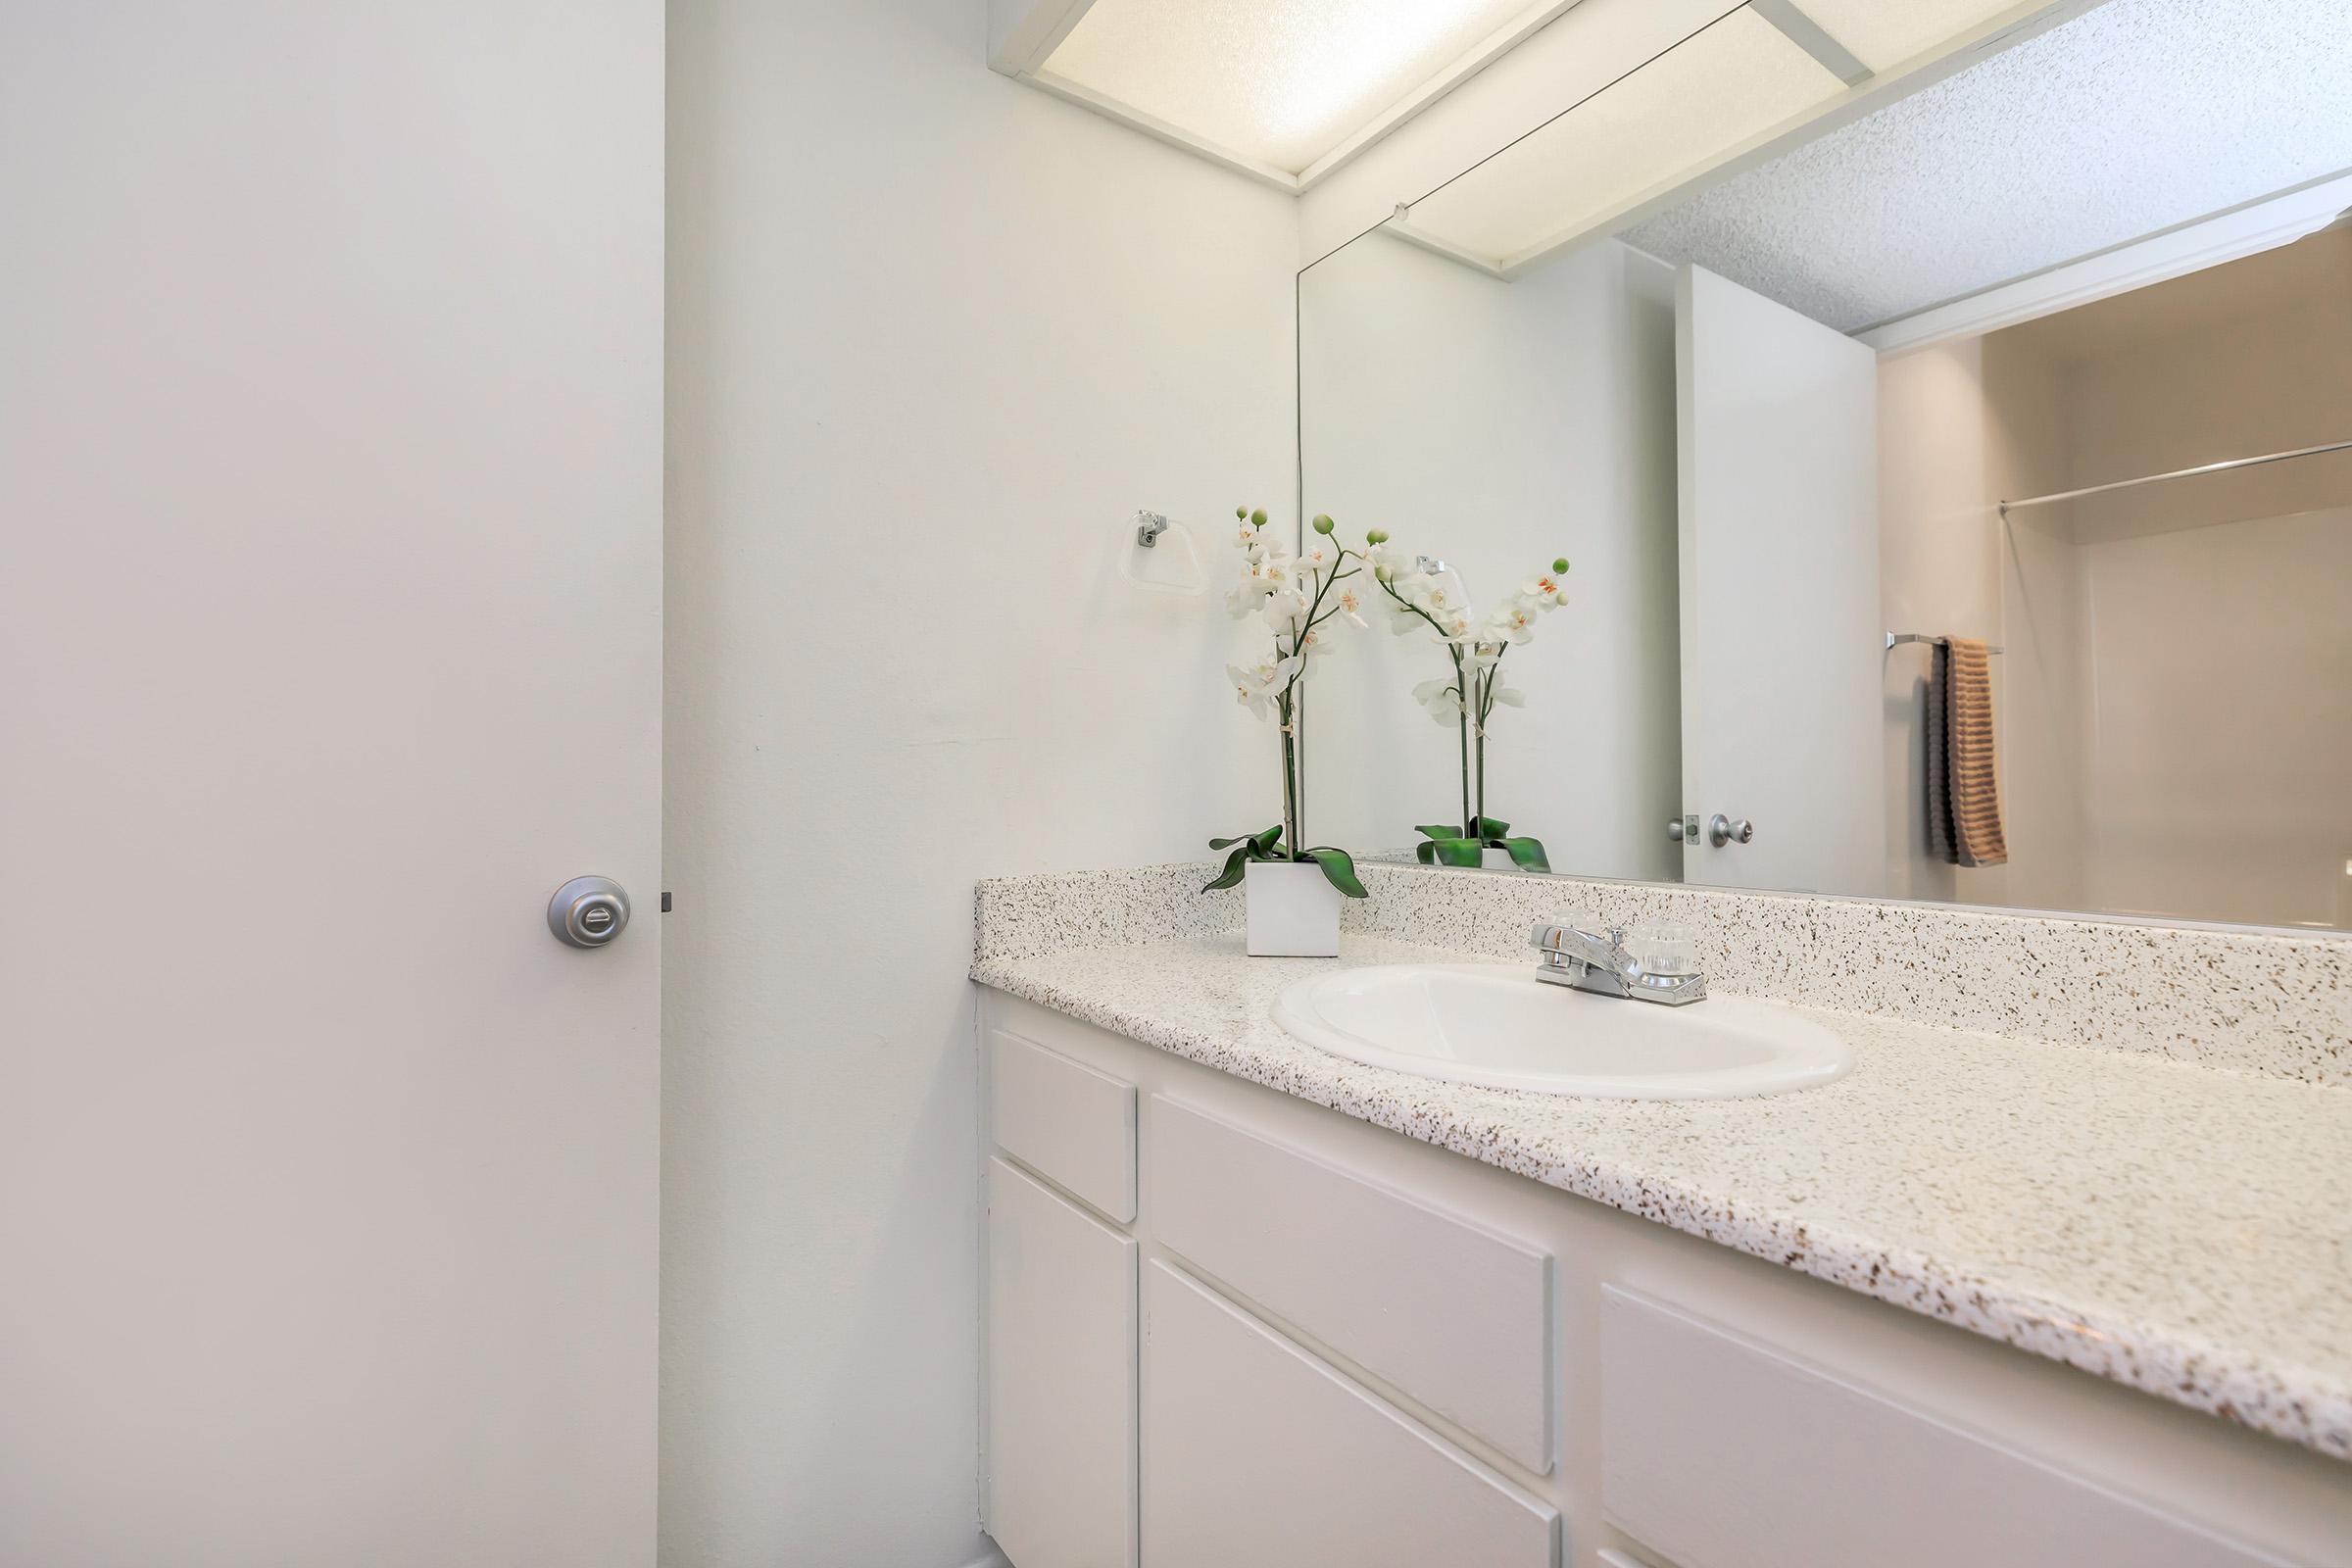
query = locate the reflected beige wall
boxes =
[1881,225,2352,928]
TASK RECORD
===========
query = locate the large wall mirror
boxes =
[1300,0,2352,932]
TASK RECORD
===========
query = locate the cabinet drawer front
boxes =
[990,1028,1137,1222]
[1150,1096,1553,1471]
[986,1158,1137,1568]
[1600,1289,2284,1568]
[1142,1261,1557,1568]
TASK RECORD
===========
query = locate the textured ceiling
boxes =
[1044,0,1541,173]
[1618,0,2352,332]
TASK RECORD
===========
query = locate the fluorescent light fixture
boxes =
[1041,0,1550,175]
[1401,8,1843,268]
[1793,0,2034,73]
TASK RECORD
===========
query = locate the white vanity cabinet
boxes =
[982,1029,1141,1568]
[1142,1259,1557,1566]
[979,992,2352,1568]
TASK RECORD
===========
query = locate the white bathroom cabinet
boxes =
[977,991,2352,1568]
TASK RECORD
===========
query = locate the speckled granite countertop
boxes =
[973,927,2352,1461]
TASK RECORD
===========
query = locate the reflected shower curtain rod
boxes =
[1998,438,2352,515]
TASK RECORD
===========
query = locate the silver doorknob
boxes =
[1667,814,1698,843]
[1707,813,1754,848]
[548,876,631,949]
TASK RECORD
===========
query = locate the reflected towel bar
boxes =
[1887,633,2004,655]
[1998,437,2352,515]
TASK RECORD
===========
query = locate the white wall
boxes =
[1298,231,1681,879]
[662,3,1298,1564]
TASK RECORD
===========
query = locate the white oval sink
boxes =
[1272,963,1854,1101]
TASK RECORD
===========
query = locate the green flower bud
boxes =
[1311,514,1335,534]
[1236,505,1249,519]
[1250,509,1267,527]
[1366,527,1390,545]
[1552,558,1570,574]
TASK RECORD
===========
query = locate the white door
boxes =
[0,7,662,1565]
[1676,265,1886,895]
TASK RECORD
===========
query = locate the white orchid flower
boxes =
[1298,539,1337,574]
[1333,585,1367,627]
[1522,569,1565,600]
[1261,589,1310,633]
[1250,553,1296,592]
[1227,655,1303,719]
[1411,677,1464,724]
[1488,604,1537,645]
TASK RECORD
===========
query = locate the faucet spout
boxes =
[1529,920,1707,1006]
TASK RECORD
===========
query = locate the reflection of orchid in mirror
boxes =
[1204,508,1375,901]
[1370,535,1570,870]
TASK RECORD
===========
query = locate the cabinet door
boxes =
[1142,1261,1557,1568]
[1601,1289,2286,1568]
[985,1158,1137,1568]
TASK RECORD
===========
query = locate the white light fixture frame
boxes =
[1457,0,2105,280]
[987,0,1591,194]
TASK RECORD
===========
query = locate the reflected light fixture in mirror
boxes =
[1394,0,2047,274]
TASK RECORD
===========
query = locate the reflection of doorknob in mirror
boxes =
[1708,813,1754,848]
[1667,814,1698,843]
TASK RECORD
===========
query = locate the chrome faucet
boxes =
[1530,919,1707,1006]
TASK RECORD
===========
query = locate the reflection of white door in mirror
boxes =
[1677,265,1885,895]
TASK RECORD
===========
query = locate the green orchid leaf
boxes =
[1475,816,1512,840]
[1304,847,1369,899]
[1500,835,1550,871]
[1429,837,1483,868]
[1200,843,1250,893]
[1413,823,1464,842]
[1249,824,1285,855]
[1207,834,1247,851]
[1414,841,1437,864]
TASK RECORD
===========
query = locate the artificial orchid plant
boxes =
[1368,539,1572,870]
[1204,507,1370,900]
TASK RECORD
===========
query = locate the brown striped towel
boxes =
[1939,637,2007,866]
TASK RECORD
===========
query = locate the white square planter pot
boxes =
[1245,859,1342,957]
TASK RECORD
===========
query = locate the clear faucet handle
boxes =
[1624,921,1701,976]
[1529,912,1606,952]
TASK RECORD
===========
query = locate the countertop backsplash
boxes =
[975,862,2349,1086]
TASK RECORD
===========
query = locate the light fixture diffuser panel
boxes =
[1042,0,1543,174]
[1404,8,1841,265]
